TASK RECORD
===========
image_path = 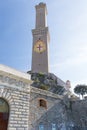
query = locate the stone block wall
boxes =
[0,64,31,130]
[0,86,29,130]
[29,87,87,130]
[1,65,87,130]
[68,99,87,127]
[29,87,67,130]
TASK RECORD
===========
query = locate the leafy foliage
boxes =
[30,72,66,95]
[39,84,49,90]
[74,84,87,98]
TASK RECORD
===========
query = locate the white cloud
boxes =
[50,53,87,70]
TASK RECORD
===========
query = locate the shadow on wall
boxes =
[30,97,87,130]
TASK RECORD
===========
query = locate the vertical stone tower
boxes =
[31,3,50,73]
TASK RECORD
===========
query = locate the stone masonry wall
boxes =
[29,87,67,130]
[68,99,87,127]
[0,85,30,130]
[0,65,31,130]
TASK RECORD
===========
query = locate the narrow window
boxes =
[39,124,44,130]
[39,99,47,108]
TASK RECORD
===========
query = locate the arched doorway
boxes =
[0,98,9,130]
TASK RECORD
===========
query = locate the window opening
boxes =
[39,99,47,108]
[52,123,56,130]
[39,124,44,130]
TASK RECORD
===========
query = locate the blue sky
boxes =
[0,0,87,88]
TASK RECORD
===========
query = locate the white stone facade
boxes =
[0,64,31,130]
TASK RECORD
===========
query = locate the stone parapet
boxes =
[0,64,32,92]
[30,86,62,99]
[0,64,30,80]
